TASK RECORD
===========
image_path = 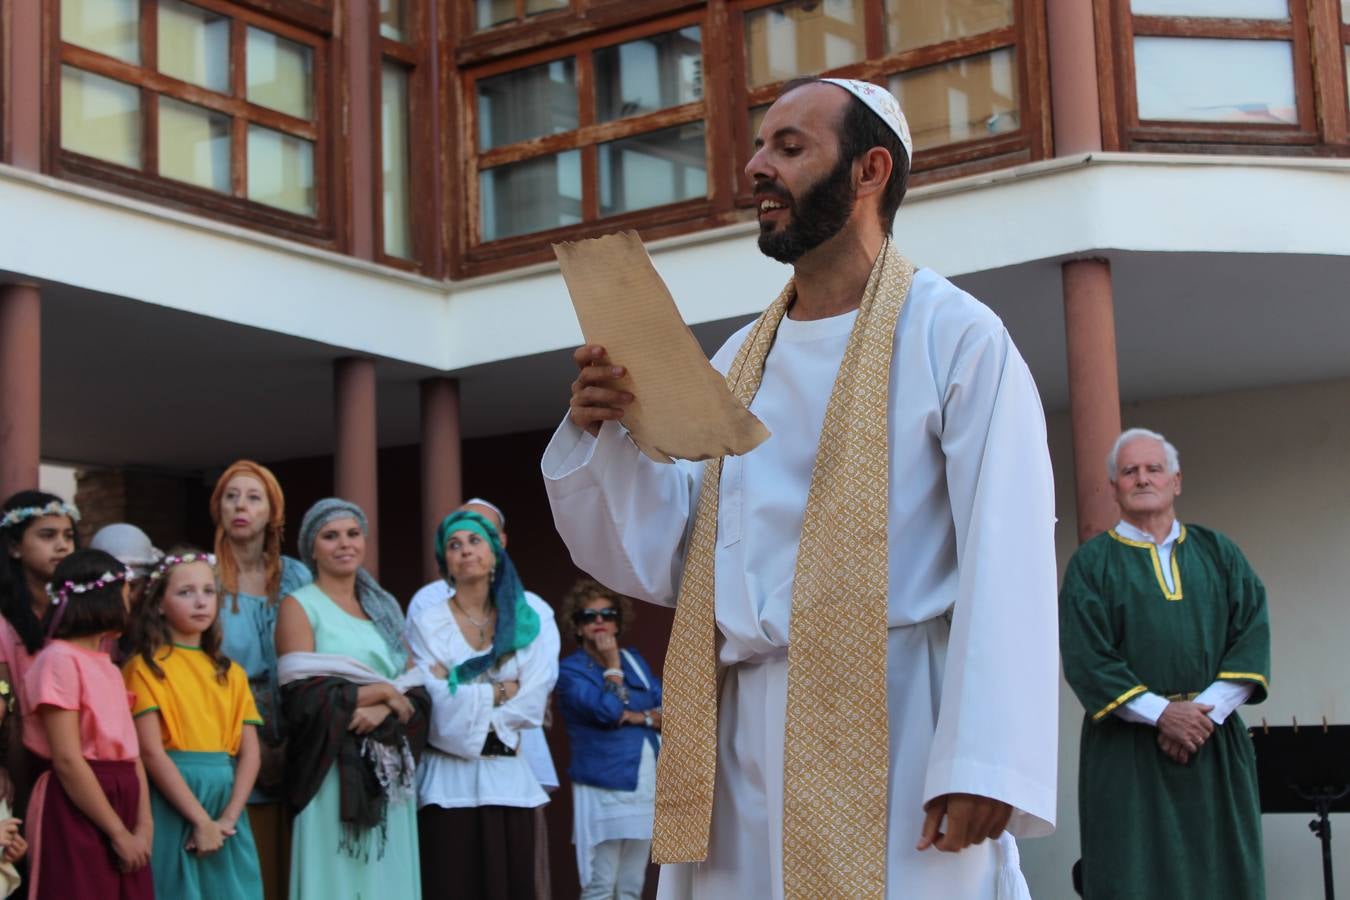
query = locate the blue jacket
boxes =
[556,647,662,791]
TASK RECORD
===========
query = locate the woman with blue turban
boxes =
[406,508,560,900]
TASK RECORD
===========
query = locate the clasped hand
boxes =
[1156,700,1216,764]
[916,793,1012,853]
[348,684,415,734]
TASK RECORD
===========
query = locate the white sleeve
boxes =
[406,608,492,759]
[489,601,561,750]
[922,327,1060,838]
[541,417,701,607]
[1194,680,1254,725]
[1115,691,1169,726]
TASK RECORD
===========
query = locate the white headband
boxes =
[463,497,505,529]
[820,78,913,162]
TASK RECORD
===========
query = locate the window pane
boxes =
[477,60,578,150]
[1133,37,1296,124]
[596,28,703,123]
[61,0,139,63]
[886,0,1012,54]
[159,97,230,191]
[479,151,582,241]
[745,0,866,89]
[60,67,141,167]
[1343,0,1349,24]
[889,48,1019,152]
[525,0,568,15]
[247,125,316,215]
[1131,0,1288,18]
[382,64,412,259]
[247,27,314,120]
[599,123,707,216]
[158,0,230,93]
[476,0,514,29]
[379,0,406,40]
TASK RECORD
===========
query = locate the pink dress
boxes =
[0,616,37,693]
[0,616,42,819]
[23,640,148,900]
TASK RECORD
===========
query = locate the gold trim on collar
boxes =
[1093,684,1148,722]
[1107,526,1187,601]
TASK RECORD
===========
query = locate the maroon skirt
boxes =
[29,759,154,900]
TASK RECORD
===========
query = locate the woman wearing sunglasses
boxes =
[556,578,662,900]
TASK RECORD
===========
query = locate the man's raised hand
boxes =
[916,793,1013,853]
[569,345,633,436]
[1157,701,1215,755]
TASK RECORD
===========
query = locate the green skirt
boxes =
[150,750,264,900]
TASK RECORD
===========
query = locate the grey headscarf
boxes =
[297,498,406,667]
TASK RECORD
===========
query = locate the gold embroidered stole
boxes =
[652,241,916,900]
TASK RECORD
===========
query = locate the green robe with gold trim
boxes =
[1060,524,1270,900]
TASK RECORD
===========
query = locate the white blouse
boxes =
[407,591,560,809]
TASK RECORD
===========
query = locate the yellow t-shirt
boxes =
[124,645,262,755]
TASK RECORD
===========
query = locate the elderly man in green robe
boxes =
[1060,427,1270,900]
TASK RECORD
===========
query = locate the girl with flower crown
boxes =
[123,547,265,900]
[21,548,153,900]
[0,491,78,818]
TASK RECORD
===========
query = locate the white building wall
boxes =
[1021,376,1350,899]
[5,154,1349,373]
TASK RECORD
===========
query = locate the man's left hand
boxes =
[916,793,1012,852]
[1157,732,1192,765]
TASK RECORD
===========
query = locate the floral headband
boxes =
[1,501,80,530]
[146,552,217,586]
[46,568,131,605]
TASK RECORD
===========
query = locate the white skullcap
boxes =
[819,78,913,162]
[462,497,505,529]
[89,523,163,571]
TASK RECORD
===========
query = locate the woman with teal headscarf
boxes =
[406,509,560,900]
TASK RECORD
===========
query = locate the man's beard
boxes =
[756,156,856,264]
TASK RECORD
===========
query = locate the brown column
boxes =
[0,284,41,498]
[344,0,375,258]
[334,357,379,573]
[6,0,42,167]
[1063,259,1121,543]
[419,378,462,582]
[1045,0,1104,155]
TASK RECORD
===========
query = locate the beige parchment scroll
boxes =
[553,231,770,463]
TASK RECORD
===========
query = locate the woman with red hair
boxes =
[210,461,311,900]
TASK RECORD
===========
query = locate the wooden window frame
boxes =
[458,0,574,37]
[1,1,8,163]
[451,0,1050,277]
[727,0,1050,204]
[457,6,738,275]
[1100,0,1350,153]
[454,0,693,65]
[372,0,436,272]
[45,0,341,246]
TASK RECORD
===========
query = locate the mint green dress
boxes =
[287,583,421,900]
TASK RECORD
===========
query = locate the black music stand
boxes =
[1250,723,1350,900]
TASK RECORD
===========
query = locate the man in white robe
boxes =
[541,77,1059,899]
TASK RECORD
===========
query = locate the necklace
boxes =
[452,598,495,646]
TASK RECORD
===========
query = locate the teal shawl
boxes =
[435,510,540,691]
